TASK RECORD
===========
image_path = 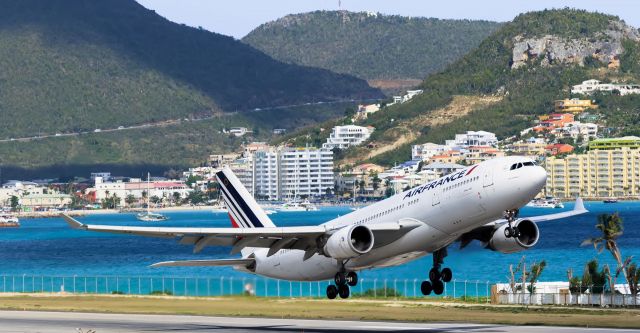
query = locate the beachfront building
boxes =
[252,146,334,200]
[20,193,72,210]
[571,79,640,96]
[545,139,640,198]
[90,177,192,205]
[322,125,374,150]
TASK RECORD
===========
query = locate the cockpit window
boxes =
[523,161,534,166]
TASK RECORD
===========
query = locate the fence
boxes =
[0,275,492,300]
[496,291,640,307]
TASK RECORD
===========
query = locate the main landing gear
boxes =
[421,247,452,296]
[503,209,521,238]
[326,270,357,299]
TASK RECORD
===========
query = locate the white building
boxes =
[92,177,192,204]
[353,104,381,120]
[555,121,598,140]
[389,89,424,106]
[322,125,374,150]
[228,127,250,137]
[572,79,640,96]
[252,147,334,200]
[445,131,498,151]
[411,142,447,161]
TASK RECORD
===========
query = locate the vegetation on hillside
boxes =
[0,0,381,138]
[286,9,640,167]
[243,11,501,80]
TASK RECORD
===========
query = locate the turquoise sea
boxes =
[0,201,638,290]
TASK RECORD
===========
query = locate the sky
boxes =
[135,0,640,39]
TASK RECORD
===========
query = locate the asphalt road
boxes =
[0,311,636,333]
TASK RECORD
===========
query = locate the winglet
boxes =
[60,213,87,230]
[574,197,587,212]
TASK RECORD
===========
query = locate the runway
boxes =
[0,311,636,333]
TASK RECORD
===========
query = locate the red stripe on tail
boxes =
[228,212,239,228]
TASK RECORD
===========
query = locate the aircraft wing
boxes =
[150,258,255,268]
[62,214,421,256]
[488,197,588,226]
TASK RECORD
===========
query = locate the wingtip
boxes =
[60,213,86,229]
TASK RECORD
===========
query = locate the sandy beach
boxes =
[15,205,219,218]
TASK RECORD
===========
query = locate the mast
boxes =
[147,172,150,214]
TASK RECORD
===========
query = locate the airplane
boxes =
[63,156,587,300]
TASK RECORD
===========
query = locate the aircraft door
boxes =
[432,188,440,206]
[483,168,494,187]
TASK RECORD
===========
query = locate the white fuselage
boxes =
[245,157,547,281]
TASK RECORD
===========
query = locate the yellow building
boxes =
[588,136,640,150]
[554,99,597,113]
[545,147,640,198]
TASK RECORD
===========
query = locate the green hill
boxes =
[242,11,502,81]
[281,9,640,167]
[0,0,383,177]
[0,0,381,139]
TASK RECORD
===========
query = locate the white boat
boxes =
[0,214,19,227]
[136,211,169,222]
[279,200,318,212]
[526,197,564,209]
[136,173,168,222]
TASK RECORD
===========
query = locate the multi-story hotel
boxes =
[252,146,334,200]
[545,137,640,198]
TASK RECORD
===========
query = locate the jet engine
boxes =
[488,219,539,254]
[323,225,374,259]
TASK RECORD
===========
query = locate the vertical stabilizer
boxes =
[216,167,275,229]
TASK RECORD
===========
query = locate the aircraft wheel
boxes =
[432,280,445,295]
[334,272,347,286]
[504,227,513,238]
[441,268,452,283]
[346,272,358,287]
[513,227,521,238]
[326,285,338,299]
[338,284,350,299]
[420,280,432,295]
[429,268,441,282]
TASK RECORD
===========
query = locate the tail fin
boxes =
[216,166,275,229]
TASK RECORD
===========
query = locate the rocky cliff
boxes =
[511,21,640,69]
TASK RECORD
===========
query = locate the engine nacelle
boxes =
[488,219,539,254]
[323,225,374,259]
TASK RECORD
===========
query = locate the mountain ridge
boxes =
[243,10,502,81]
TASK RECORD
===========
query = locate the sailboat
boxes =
[136,173,169,222]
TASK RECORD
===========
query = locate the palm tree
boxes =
[582,213,627,282]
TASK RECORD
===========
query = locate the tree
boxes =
[625,259,640,295]
[507,256,526,294]
[150,195,161,205]
[581,213,627,283]
[172,192,181,205]
[526,260,546,294]
[125,194,136,207]
[9,196,19,211]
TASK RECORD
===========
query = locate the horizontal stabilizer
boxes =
[150,258,255,268]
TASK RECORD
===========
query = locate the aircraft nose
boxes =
[530,166,547,190]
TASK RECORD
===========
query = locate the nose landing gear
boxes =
[326,270,358,299]
[503,209,521,238]
[421,248,452,296]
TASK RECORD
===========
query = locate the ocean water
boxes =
[0,202,638,286]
